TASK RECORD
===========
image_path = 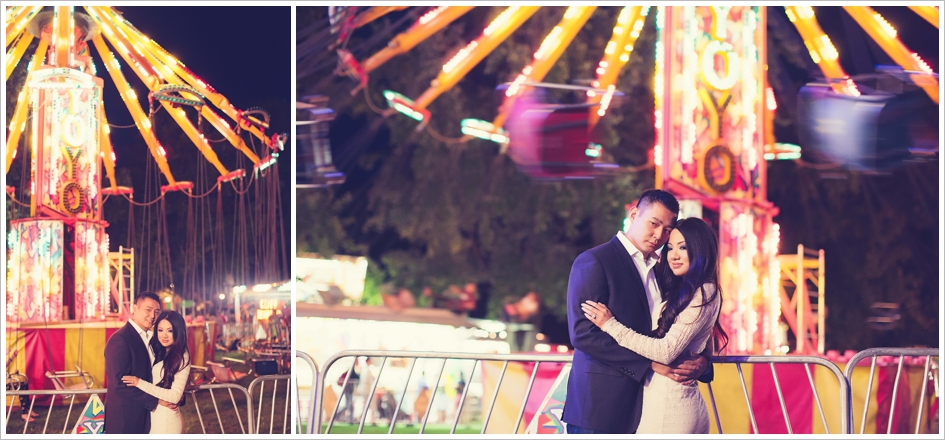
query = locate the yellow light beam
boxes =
[89,34,177,185]
[100,111,119,191]
[5,6,41,47]
[51,6,75,68]
[86,7,236,174]
[843,6,939,104]
[494,6,597,131]
[413,6,541,111]
[5,39,47,175]
[97,10,259,166]
[907,5,939,28]
[96,6,271,148]
[588,6,645,128]
[5,32,33,81]
[361,6,475,74]
[784,6,859,97]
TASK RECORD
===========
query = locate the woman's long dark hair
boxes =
[149,310,191,389]
[653,217,729,353]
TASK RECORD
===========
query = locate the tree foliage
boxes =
[298,6,939,348]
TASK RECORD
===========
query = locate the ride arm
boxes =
[361,6,475,74]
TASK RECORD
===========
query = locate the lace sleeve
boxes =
[600,285,719,364]
[136,355,191,403]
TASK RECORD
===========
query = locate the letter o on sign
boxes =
[700,40,740,91]
[61,114,87,148]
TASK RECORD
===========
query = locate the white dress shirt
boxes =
[128,319,155,365]
[616,232,663,329]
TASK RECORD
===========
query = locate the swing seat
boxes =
[46,367,94,391]
[206,360,249,384]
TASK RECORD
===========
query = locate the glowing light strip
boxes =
[589,6,644,128]
[107,30,230,175]
[907,5,939,28]
[5,5,41,47]
[653,7,665,169]
[90,7,271,148]
[5,32,33,81]
[99,111,119,191]
[784,6,860,97]
[493,6,595,131]
[362,6,474,74]
[88,6,250,169]
[843,6,939,104]
[51,7,76,68]
[743,9,758,171]
[412,6,540,111]
[5,39,47,176]
[681,6,697,165]
[89,34,176,185]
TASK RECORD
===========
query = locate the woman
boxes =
[122,310,191,434]
[582,217,728,434]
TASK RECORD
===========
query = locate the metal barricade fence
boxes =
[183,383,255,434]
[4,384,255,434]
[707,355,849,434]
[843,347,939,435]
[296,350,320,434]
[5,388,106,434]
[312,350,854,435]
[247,374,291,434]
[317,350,572,434]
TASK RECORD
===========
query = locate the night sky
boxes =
[102,6,291,138]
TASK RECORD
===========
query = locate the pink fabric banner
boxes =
[750,363,814,433]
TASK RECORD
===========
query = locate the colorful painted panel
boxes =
[74,221,110,321]
[718,201,780,354]
[655,6,766,200]
[28,67,103,220]
[6,220,64,323]
[524,365,570,434]
[72,394,106,434]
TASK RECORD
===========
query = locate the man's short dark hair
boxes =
[136,292,161,305]
[636,188,680,216]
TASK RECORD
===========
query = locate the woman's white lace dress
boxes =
[601,283,721,434]
[136,354,191,434]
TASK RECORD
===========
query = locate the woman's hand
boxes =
[581,301,614,328]
[121,375,139,386]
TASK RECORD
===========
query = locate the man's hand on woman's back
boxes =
[651,351,708,384]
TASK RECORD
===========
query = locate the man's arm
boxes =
[695,338,714,383]
[567,251,651,380]
[105,336,159,412]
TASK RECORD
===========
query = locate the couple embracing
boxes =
[563,189,728,434]
[104,292,193,434]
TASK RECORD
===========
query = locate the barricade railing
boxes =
[843,347,939,434]
[317,350,571,434]
[247,374,291,434]
[4,383,262,434]
[707,355,849,434]
[296,350,320,434]
[5,388,106,434]
[184,382,255,434]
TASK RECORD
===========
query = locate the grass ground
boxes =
[4,350,289,434]
[299,422,483,434]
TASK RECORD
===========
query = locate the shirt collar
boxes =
[616,232,660,265]
[128,319,151,337]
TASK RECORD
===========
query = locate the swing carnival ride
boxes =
[308,6,939,355]
[4,6,288,386]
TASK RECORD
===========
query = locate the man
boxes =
[104,292,174,433]
[562,189,713,434]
